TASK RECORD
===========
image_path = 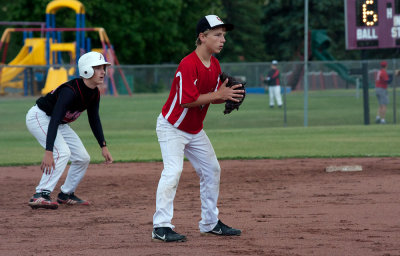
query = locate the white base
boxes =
[325,165,363,173]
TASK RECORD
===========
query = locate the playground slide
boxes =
[312,48,356,84]
[311,30,356,84]
[0,38,46,84]
[41,67,68,94]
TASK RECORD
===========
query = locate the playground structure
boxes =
[311,30,357,84]
[0,0,131,96]
[286,30,361,90]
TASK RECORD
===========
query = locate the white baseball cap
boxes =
[78,51,111,79]
[272,60,278,65]
[196,15,234,36]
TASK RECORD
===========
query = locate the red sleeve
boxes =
[381,70,389,82]
[177,58,199,105]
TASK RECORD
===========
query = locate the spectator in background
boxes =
[375,61,391,124]
[265,60,282,108]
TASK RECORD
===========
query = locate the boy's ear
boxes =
[199,32,207,40]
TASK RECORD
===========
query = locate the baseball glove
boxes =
[220,72,246,114]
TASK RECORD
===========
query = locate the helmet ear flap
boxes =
[79,66,94,79]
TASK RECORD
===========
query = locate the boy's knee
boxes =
[80,153,90,164]
[72,151,90,164]
[161,168,183,185]
[58,148,71,159]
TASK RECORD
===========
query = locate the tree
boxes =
[83,0,187,64]
[176,0,224,59]
[220,0,267,62]
[0,0,228,64]
[262,0,308,61]
[1,0,397,64]
[0,0,48,62]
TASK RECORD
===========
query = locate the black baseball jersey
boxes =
[266,69,280,86]
[36,78,106,151]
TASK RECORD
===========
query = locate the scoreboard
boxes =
[345,0,400,49]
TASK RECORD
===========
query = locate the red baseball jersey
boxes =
[375,68,389,89]
[161,51,222,134]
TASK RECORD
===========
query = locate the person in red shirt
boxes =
[375,61,390,124]
[152,15,244,242]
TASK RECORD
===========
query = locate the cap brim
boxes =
[213,23,234,31]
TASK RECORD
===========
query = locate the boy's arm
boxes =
[181,79,244,108]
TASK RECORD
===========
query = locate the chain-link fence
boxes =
[1,60,399,94]
[104,59,400,96]
[1,59,399,126]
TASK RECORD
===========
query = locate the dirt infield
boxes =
[1,158,400,256]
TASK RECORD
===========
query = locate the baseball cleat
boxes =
[201,220,241,236]
[57,192,90,206]
[28,191,59,210]
[152,227,187,242]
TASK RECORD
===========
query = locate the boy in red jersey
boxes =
[375,61,390,124]
[152,15,244,242]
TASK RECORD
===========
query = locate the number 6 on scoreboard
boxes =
[357,0,378,26]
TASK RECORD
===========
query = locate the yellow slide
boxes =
[0,38,76,94]
[41,67,68,94]
[0,38,46,84]
[41,41,76,94]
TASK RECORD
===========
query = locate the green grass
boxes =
[0,89,399,166]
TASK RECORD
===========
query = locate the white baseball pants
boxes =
[26,105,90,194]
[269,85,282,107]
[153,114,221,232]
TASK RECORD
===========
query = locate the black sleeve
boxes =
[388,74,393,84]
[266,69,274,85]
[46,87,75,151]
[87,98,106,148]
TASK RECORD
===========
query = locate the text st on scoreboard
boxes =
[345,0,400,49]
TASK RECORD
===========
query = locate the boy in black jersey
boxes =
[26,52,113,209]
[265,60,282,108]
